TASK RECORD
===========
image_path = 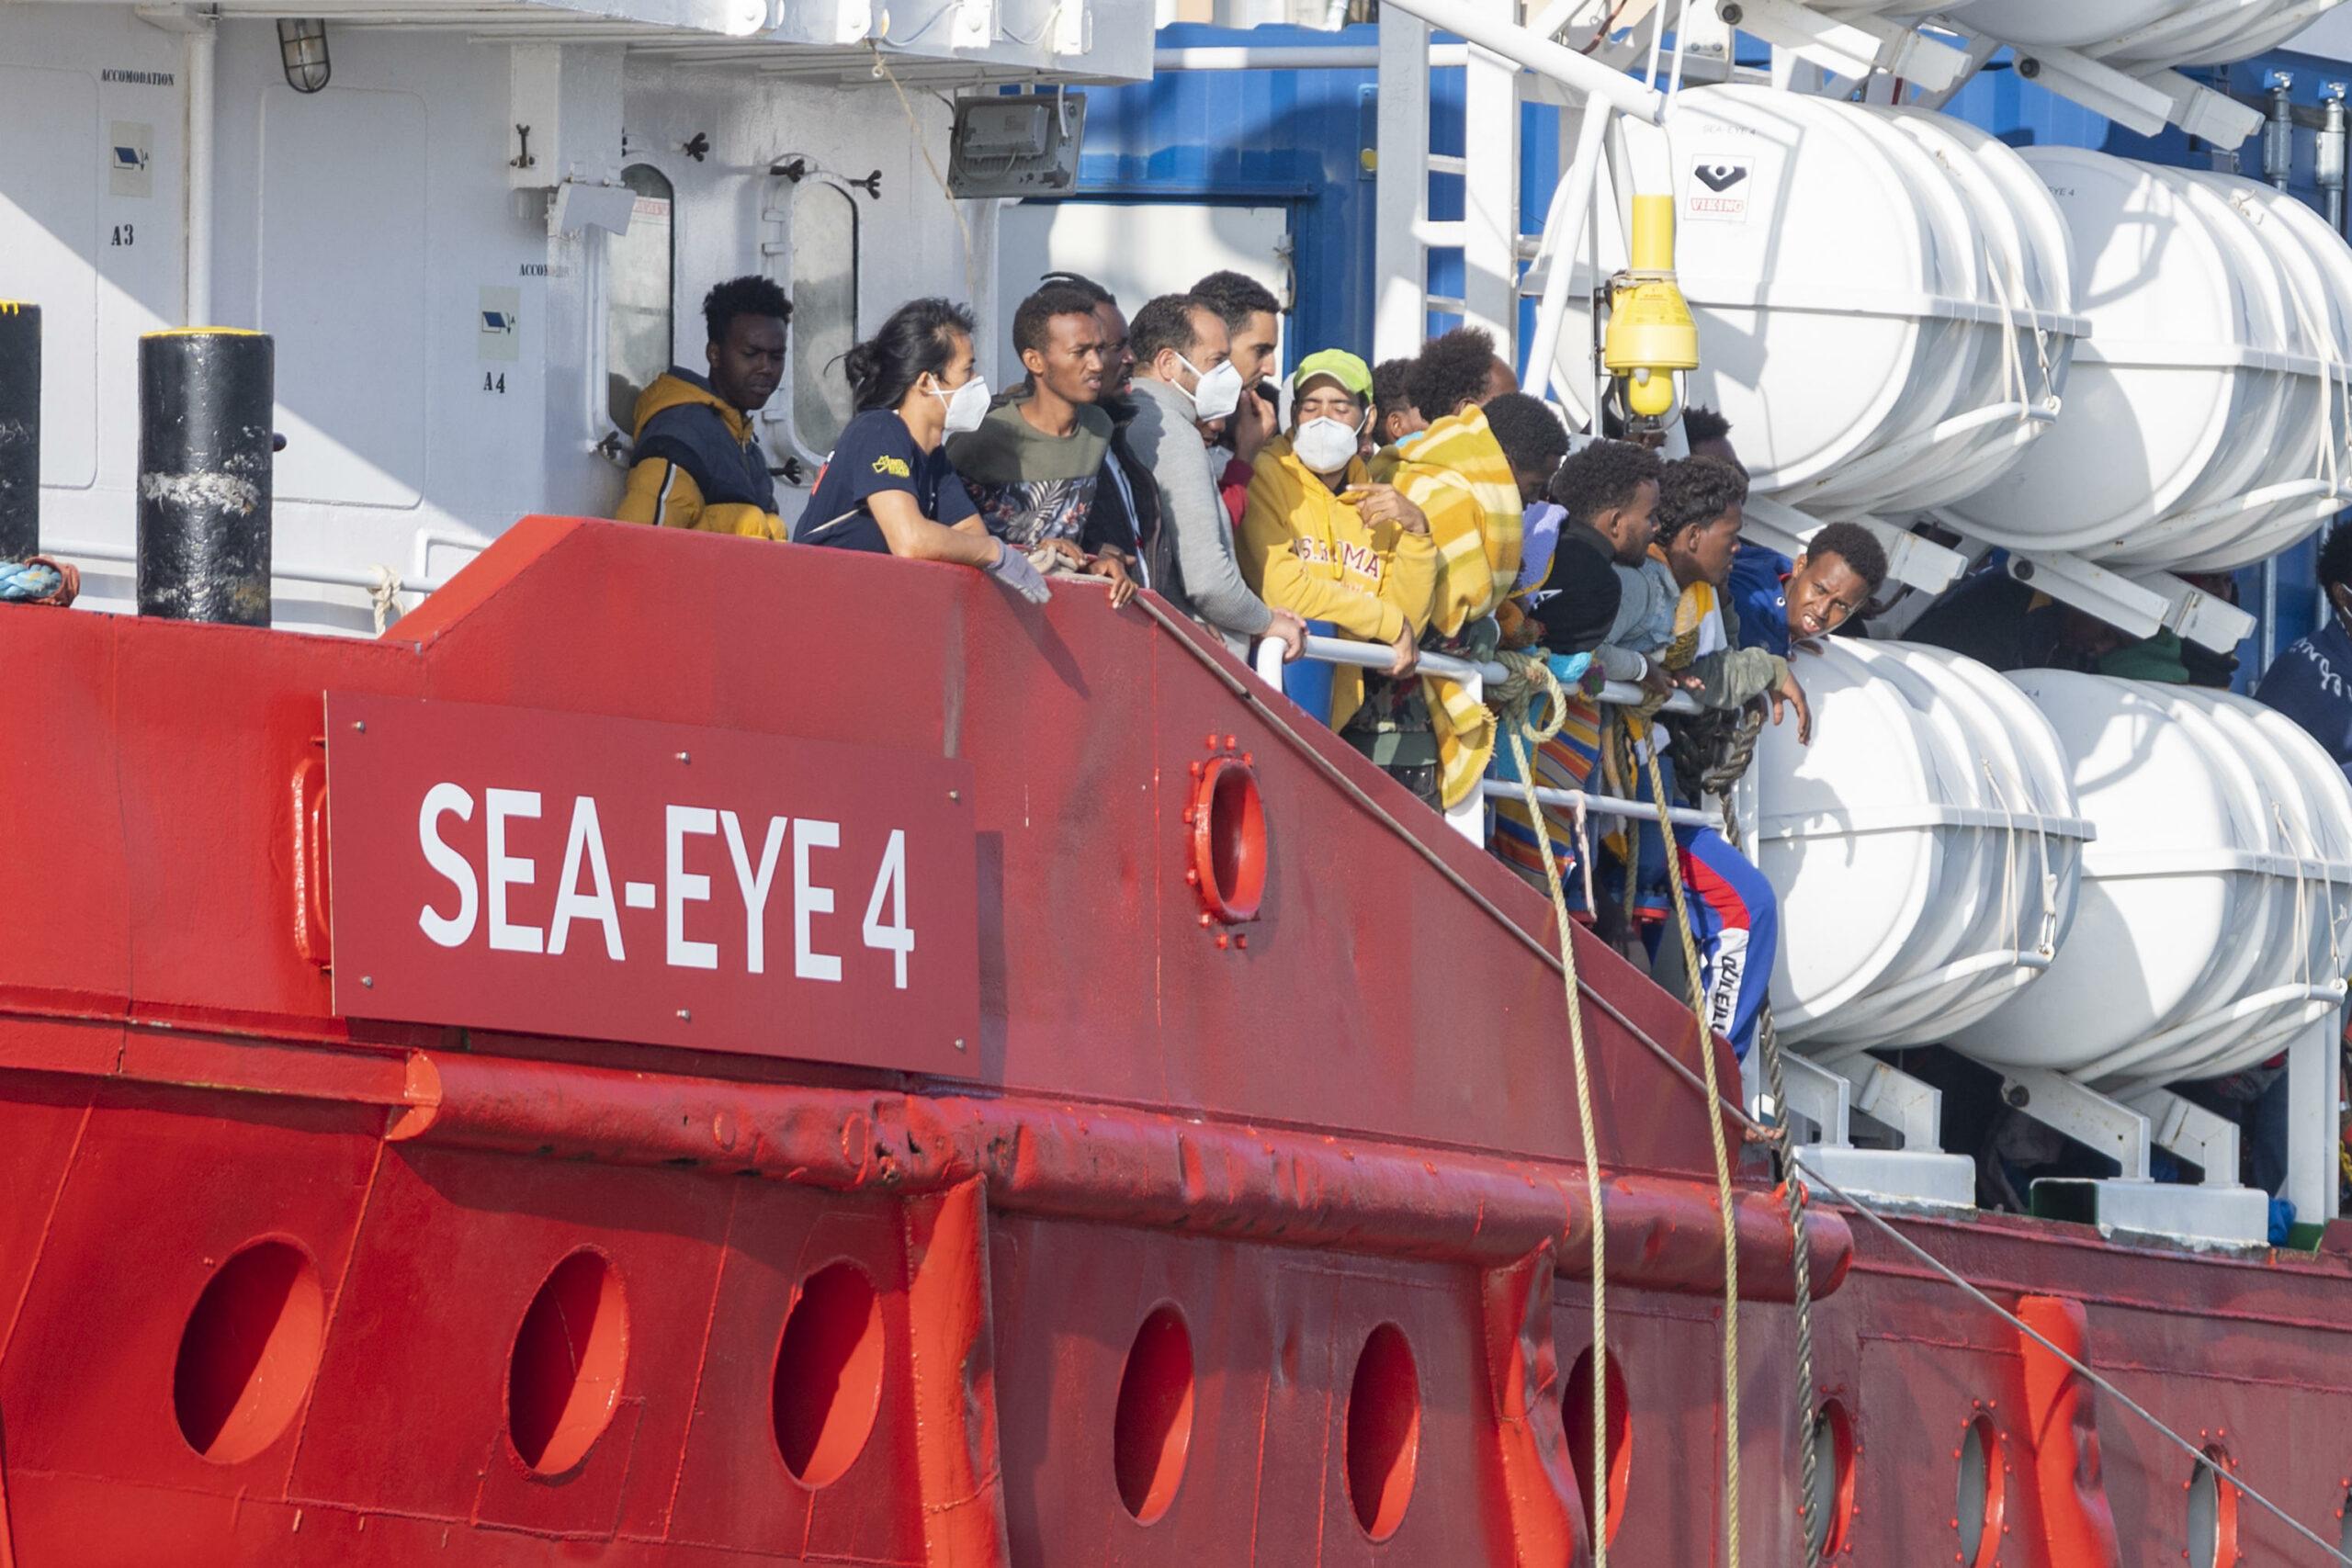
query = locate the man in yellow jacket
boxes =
[1237,350,1442,791]
[615,276,791,539]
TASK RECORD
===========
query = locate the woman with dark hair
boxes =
[794,298,1048,602]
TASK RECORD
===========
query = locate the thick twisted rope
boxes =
[1726,784,1825,1568]
[0,558,77,606]
[1496,651,1616,1562]
[1640,738,1742,1567]
[1133,592,2349,1563]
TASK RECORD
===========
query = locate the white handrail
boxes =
[1373,0,1668,124]
[1250,630,1704,844]
[1290,631,1697,713]
[45,537,445,599]
[1481,776,1719,829]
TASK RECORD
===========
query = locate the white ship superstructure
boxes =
[1,0,1146,631]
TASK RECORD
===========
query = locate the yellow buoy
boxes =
[1602,194,1700,421]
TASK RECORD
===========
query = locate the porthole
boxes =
[173,1240,325,1464]
[1564,1346,1633,1546]
[1808,1398,1857,1557]
[1344,1323,1420,1541]
[2187,1446,2239,1568]
[771,1260,885,1488]
[1956,1412,2004,1567]
[1113,1303,1195,1523]
[506,1249,629,1476]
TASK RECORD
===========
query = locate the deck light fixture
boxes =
[277,19,331,94]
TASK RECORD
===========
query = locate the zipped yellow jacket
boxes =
[1237,434,1439,731]
[614,369,786,540]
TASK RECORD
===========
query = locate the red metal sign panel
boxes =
[325,694,978,1073]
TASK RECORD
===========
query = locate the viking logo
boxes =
[1694,162,1747,193]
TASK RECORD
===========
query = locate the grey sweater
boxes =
[1124,376,1275,653]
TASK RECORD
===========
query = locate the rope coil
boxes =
[0,557,78,607]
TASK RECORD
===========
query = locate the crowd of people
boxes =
[611,271,1904,1065]
[613,267,2352,1210]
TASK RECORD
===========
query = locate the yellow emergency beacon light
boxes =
[1601,194,1700,424]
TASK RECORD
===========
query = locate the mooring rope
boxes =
[1639,736,1742,1568]
[1136,594,2348,1563]
[1496,649,1617,1562]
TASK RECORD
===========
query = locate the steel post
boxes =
[0,302,35,560]
[136,328,274,624]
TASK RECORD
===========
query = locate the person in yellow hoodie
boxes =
[1238,350,1441,792]
[1361,328,1566,811]
[616,276,792,538]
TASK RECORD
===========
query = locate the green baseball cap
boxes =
[1292,348,1374,400]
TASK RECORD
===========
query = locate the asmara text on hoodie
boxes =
[1237,434,1438,731]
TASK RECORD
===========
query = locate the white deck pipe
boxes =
[1521,100,1609,406]
[1152,43,1469,67]
[185,19,216,326]
[1374,0,1667,123]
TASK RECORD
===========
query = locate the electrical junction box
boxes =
[947,93,1085,198]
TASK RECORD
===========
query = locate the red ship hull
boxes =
[0,518,2345,1565]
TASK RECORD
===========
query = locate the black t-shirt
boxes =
[795,409,978,552]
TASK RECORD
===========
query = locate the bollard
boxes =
[137,328,273,625]
[0,302,37,560]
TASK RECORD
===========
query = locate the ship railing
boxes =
[1253,632,1712,843]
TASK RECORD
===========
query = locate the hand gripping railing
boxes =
[1251,631,1711,842]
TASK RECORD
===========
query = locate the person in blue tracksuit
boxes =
[2257,522,2352,787]
[1727,520,1890,660]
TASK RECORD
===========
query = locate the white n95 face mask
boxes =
[934,373,991,434]
[1178,354,1245,423]
[1291,415,1363,475]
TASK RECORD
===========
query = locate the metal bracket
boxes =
[2142,67,2266,148]
[2011,43,2177,138]
[2002,551,2256,653]
[2119,1087,2241,1187]
[1762,1049,1849,1146]
[1841,1055,1942,1152]
[2000,1066,2151,1180]
[2129,569,2259,653]
[1769,1052,1976,1209]
[1714,0,1968,93]
[133,3,213,31]
[1994,39,2261,149]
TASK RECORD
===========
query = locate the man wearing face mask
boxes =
[1238,352,1437,770]
[1124,293,1303,661]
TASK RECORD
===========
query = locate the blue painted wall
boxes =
[1065,29,2352,677]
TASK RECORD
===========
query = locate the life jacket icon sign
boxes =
[108,120,153,197]
[479,287,522,363]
